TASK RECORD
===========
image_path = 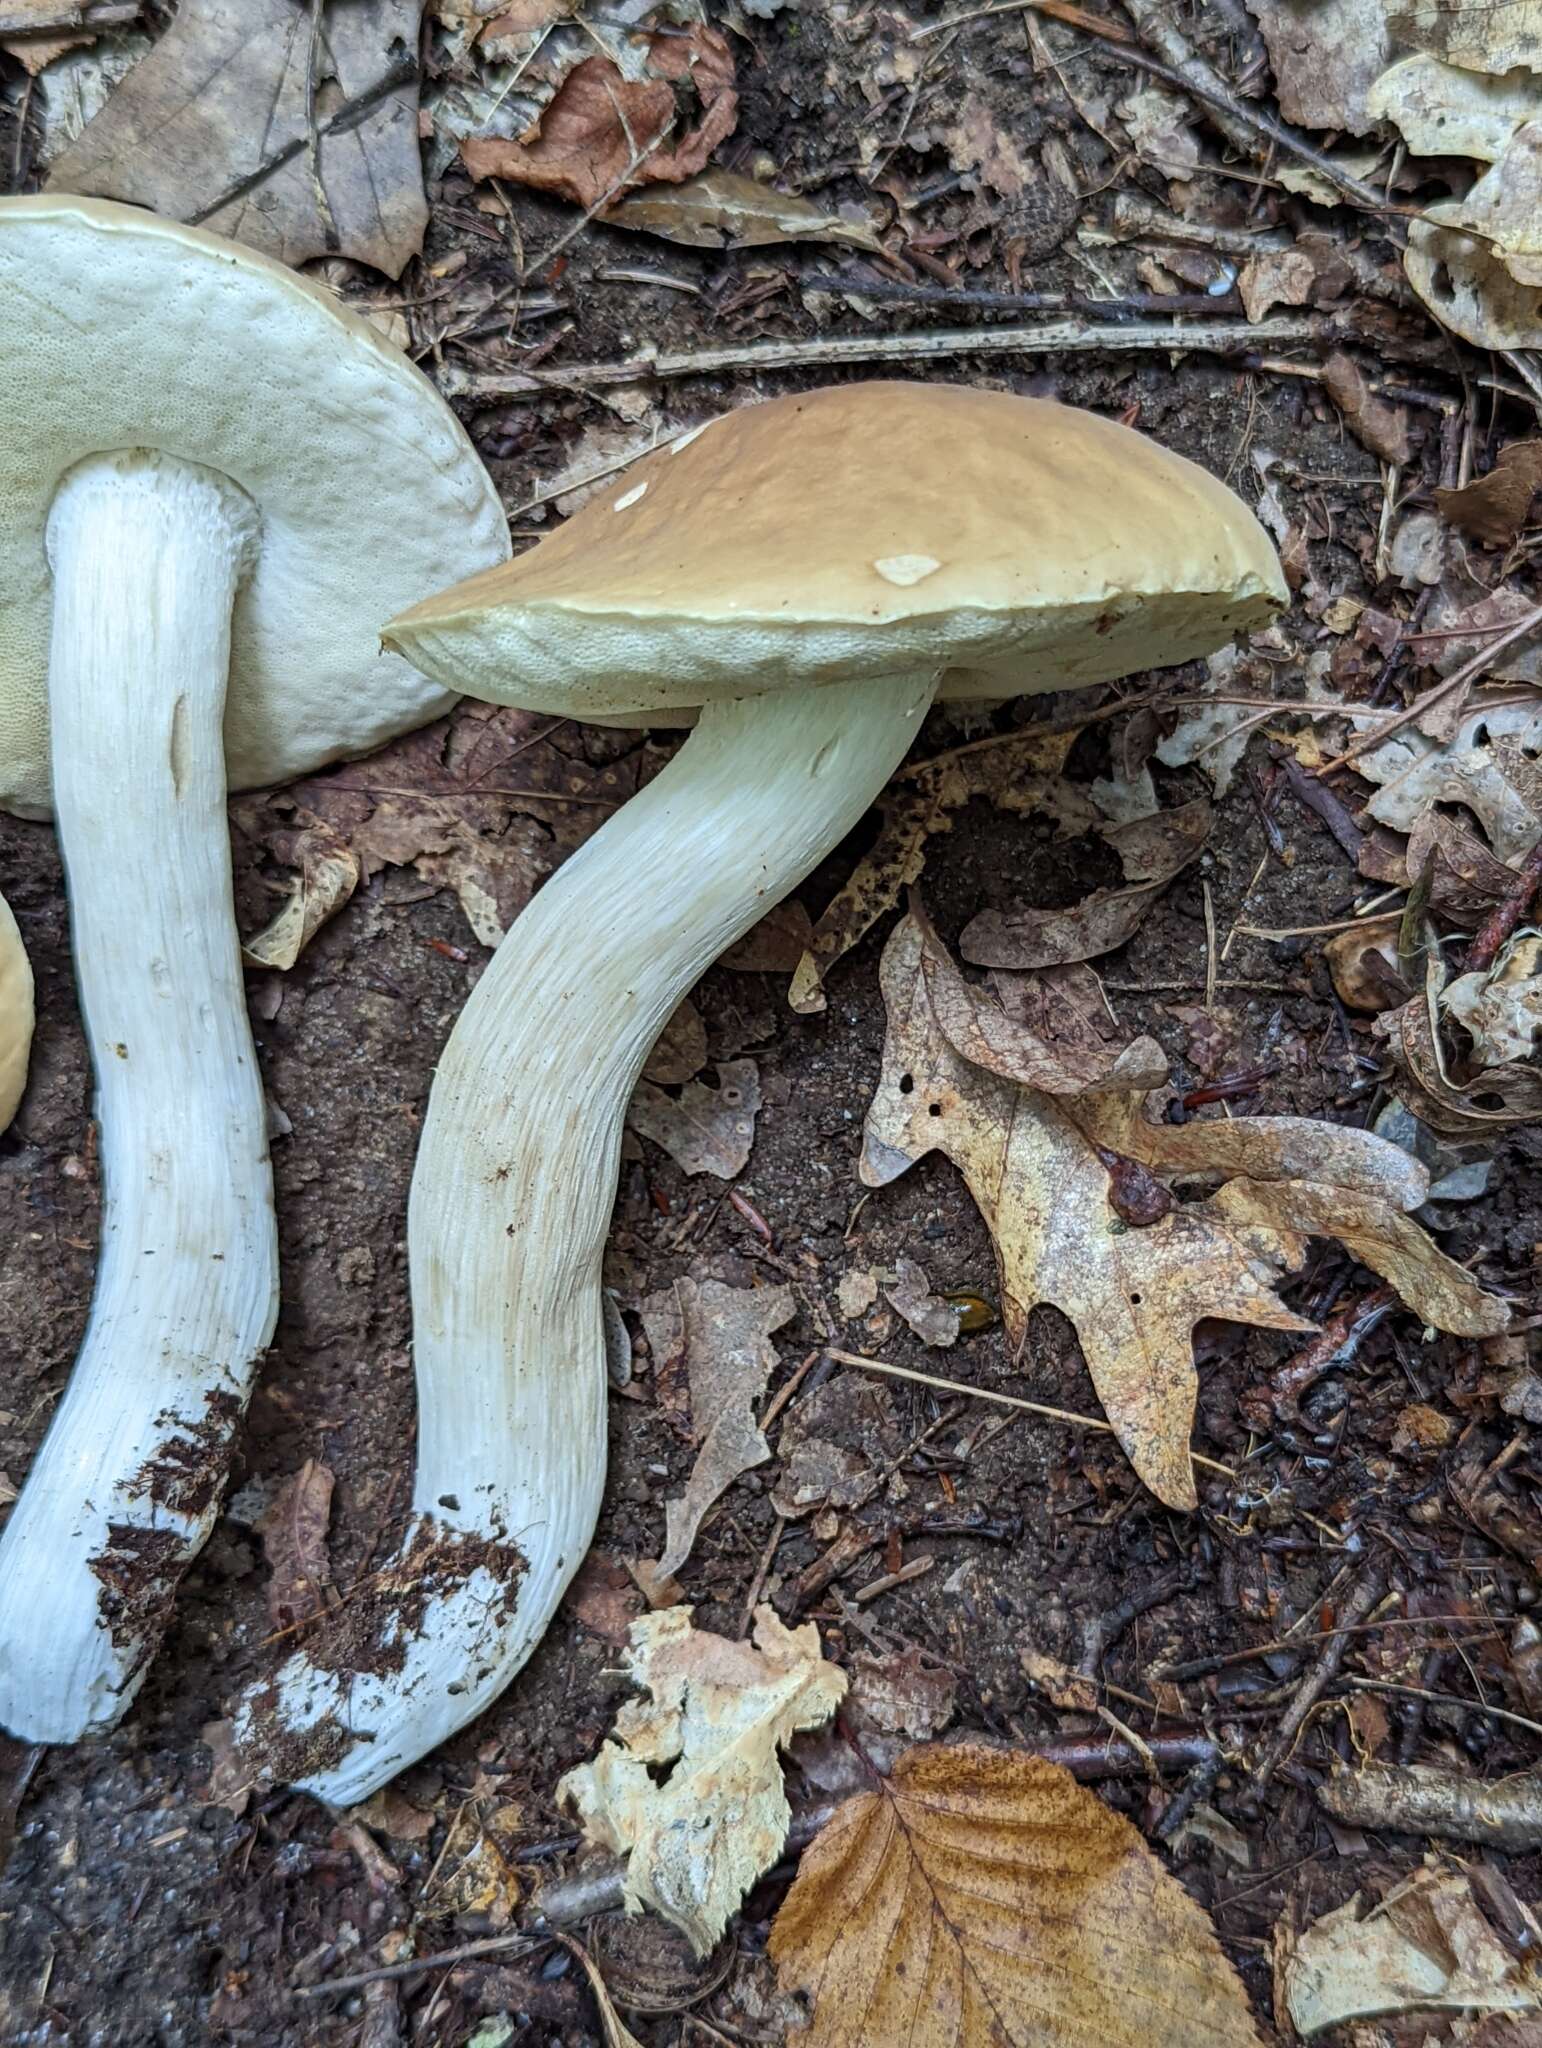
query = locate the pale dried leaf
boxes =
[1021,1648,1099,1712]
[1281,1863,1542,2037]
[862,918,1502,1507]
[559,1605,846,1955]
[945,93,1035,194]
[1379,962,1542,1133]
[1237,246,1324,323]
[836,1268,880,1320]
[1405,210,1542,350]
[1444,936,1542,1067]
[242,836,360,972]
[1154,649,1259,799]
[789,727,1087,1014]
[884,1256,960,1349]
[606,169,882,251]
[0,891,34,1134]
[1368,54,1536,161]
[627,1060,761,1178]
[771,1743,1263,2048]
[648,1279,795,1579]
[1354,700,1542,863]
[1388,0,1542,78]
[460,27,736,211]
[1442,121,1542,288]
[47,0,430,277]
[1245,0,1392,133]
[254,1458,335,1630]
[422,1800,525,1924]
[960,798,1212,969]
[642,998,708,1086]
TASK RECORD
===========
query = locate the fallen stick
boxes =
[433,316,1325,402]
[1320,1761,1542,1850]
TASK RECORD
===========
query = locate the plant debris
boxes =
[627,1058,762,1178]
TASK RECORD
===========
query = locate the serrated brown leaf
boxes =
[862,914,1506,1507]
[770,1743,1264,2048]
[47,0,429,277]
[254,1458,335,1630]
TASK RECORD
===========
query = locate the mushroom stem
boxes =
[0,453,278,1741]
[238,668,936,1801]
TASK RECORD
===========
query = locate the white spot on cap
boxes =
[670,422,710,454]
[614,482,648,512]
[874,553,941,587]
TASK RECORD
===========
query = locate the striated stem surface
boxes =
[0,454,278,1740]
[238,669,936,1802]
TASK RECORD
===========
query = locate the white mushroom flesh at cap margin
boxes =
[232,667,936,1802]
[0,453,275,1740]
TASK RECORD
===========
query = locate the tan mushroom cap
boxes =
[0,891,34,1134]
[387,381,1286,721]
[0,195,510,820]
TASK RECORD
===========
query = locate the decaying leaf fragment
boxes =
[788,726,1091,1014]
[770,1743,1264,2048]
[1379,956,1542,1133]
[862,912,1506,1507]
[606,169,882,251]
[1436,440,1542,547]
[1404,210,1542,350]
[1245,0,1392,134]
[1368,54,1537,162]
[1387,0,1542,79]
[241,829,360,972]
[1353,700,1542,864]
[1279,1861,1542,2037]
[638,1278,795,1579]
[559,1605,846,1955]
[46,0,431,277]
[627,1059,762,1177]
[1445,933,1542,1067]
[253,1458,335,1631]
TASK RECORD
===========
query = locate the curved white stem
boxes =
[237,669,936,1802]
[0,454,278,1741]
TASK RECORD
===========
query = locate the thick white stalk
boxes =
[238,669,936,1802]
[0,454,278,1740]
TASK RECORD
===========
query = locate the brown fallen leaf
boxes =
[606,168,882,251]
[1360,809,1521,929]
[1353,700,1542,865]
[627,1059,761,1179]
[847,1647,956,1741]
[1436,441,1542,548]
[460,27,736,212]
[862,914,1505,1507]
[642,998,708,1087]
[562,1549,645,1647]
[641,1278,794,1579]
[421,1796,525,1925]
[1319,350,1414,466]
[1379,958,1542,1134]
[884,1256,960,1349]
[47,0,429,277]
[254,1458,335,1631]
[788,726,1090,1014]
[770,1375,900,1521]
[349,1786,438,1842]
[241,827,360,973]
[770,1743,1264,2048]
[1322,915,1409,1013]
[560,1605,846,1956]
[722,899,816,974]
[0,0,127,76]
[1246,0,1391,133]
[961,798,1213,970]
[1279,1861,1542,2038]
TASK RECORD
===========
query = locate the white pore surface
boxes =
[244,669,938,1803]
[0,195,509,819]
[0,456,280,1740]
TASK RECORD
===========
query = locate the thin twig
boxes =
[1244,1566,1388,1800]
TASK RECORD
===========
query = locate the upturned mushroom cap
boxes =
[0,195,510,819]
[0,891,34,1133]
[387,381,1286,720]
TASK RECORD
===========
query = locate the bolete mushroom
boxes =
[237,380,1285,1801]
[0,889,35,1135]
[0,196,508,1743]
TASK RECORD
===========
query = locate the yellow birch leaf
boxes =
[770,1743,1264,2048]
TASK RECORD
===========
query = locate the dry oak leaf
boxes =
[559,1604,846,1956]
[47,0,430,277]
[627,1059,761,1178]
[253,1457,335,1631]
[1353,699,1542,865]
[862,912,1505,1507]
[788,725,1090,1015]
[770,1743,1264,2048]
[460,27,736,212]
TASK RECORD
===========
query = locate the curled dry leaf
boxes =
[559,1605,846,1956]
[1379,960,1542,1132]
[1279,1861,1542,2038]
[862,913,1504,1507]
[460,27,736,211]
[639,1278,795,1579]
[1323,915,1410,1012]
[1435,441,1542,548]
[606,169,882,251]
[770,1744,1264,2048]
[242,829,360,973]
[627,1059,762,1178]
[253,1458,335,1631]
[884,1256,960,1348]
[1353,700,1542,864]
[961,798,1213,970]
[1444,934,1542,1066]
[788,726,1090,1014]
[1434,121,1542,291]
[47,0,430,277]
